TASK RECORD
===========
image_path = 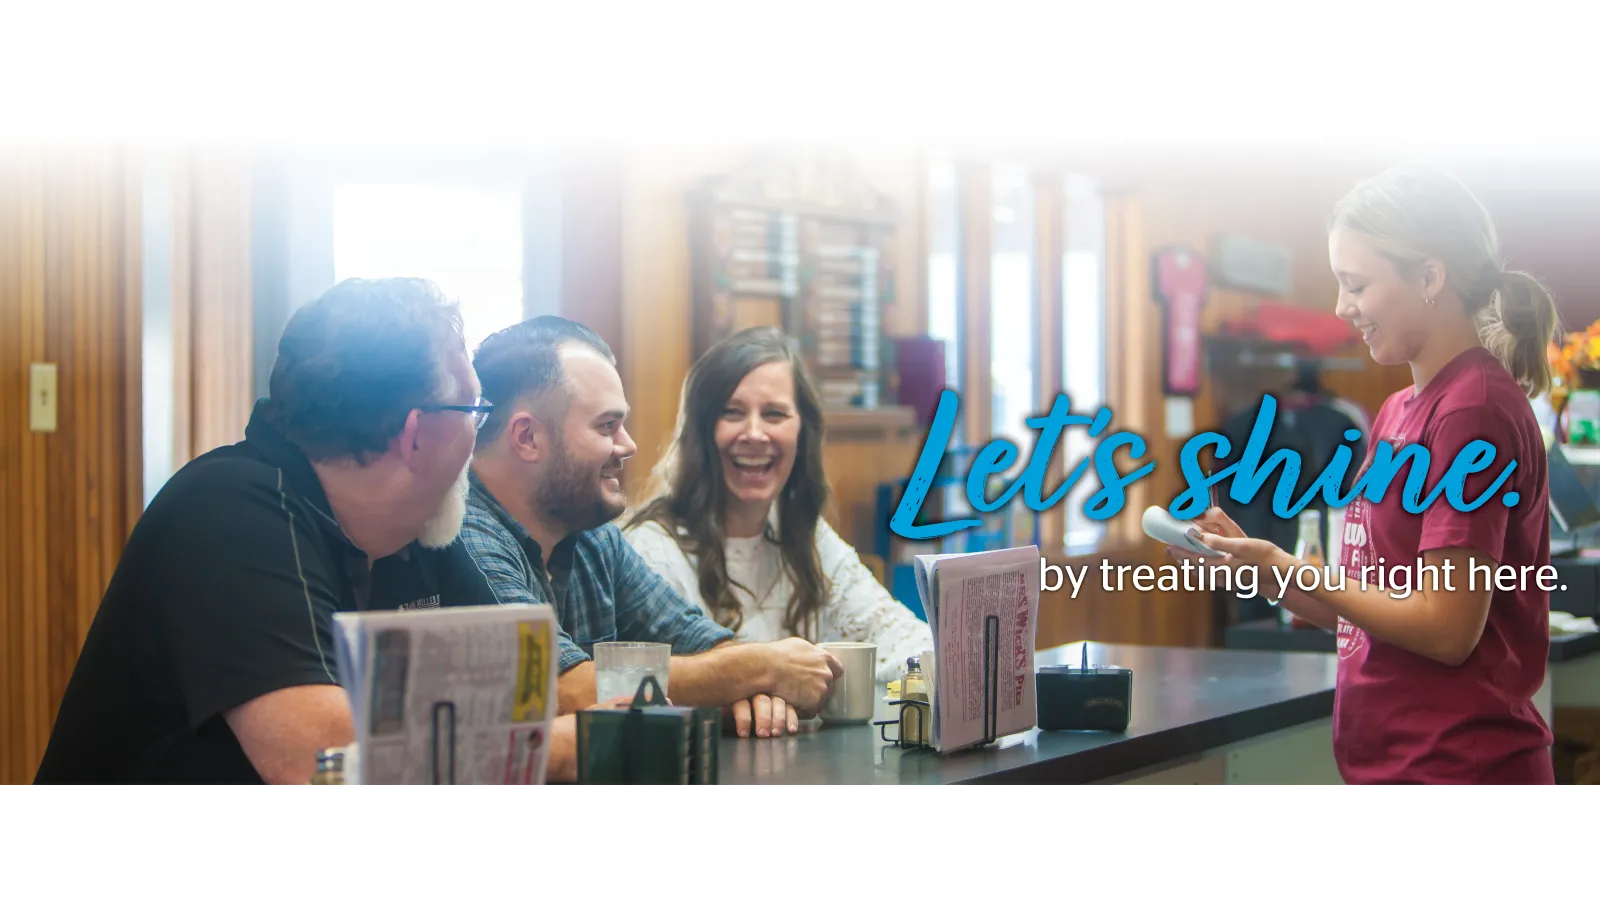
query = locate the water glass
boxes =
[593,641,670,704]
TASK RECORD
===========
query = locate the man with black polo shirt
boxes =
[34,278,579,784]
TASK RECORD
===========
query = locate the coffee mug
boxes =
[818,642,877,724]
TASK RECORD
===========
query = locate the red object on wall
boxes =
[1153,246,1207,396]
[1218,302,1360,356]
[894,336,947,427]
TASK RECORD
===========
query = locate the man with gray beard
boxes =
[37,278,537,785]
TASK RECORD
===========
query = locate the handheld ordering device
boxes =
[1141,505,1226,558]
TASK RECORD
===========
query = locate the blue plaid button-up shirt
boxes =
[460,472,733,672]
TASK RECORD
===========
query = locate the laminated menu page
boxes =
[332,603,560,785]
[914,545,1041,753]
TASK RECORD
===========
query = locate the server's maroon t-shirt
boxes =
[1335,347,1553,784]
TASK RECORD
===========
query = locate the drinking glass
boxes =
[592,641,670,704]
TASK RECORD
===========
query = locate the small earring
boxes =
[1423,293,1435,307]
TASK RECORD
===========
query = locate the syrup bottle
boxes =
[1288,509,1325,629]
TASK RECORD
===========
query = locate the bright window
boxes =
[332,184,524,357]
[918,162,1109,553]
[989,164,1037,544]
[1061,174,1108,551]
[926,158,961,392]
[990,163,1036,449]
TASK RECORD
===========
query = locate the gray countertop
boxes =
[717,642,1337,785]
[1224,618,1600,663]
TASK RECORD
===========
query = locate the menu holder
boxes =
[1036,643,1133,733]
[430,700,457,785]
[575,676,721,785]
[331,603,560,785]
[874,699,930,749]
[912,545,1040,753]
[876,615,999,750]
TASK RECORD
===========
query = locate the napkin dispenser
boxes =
[1036,650,1132,732]
[576,676,720,784]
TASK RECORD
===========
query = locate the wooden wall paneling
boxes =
[1100,189,1221,648]
[208,154,253,456]
[1033,169,1065,553]
[26,151,48,783]
[903,152,931,338]
[120,155,145,585]
[1,152,26,784]
[558,153,624,361]
[1320,360,1410,422]
[1103,192,1151,546]
[9,150,26,786]
[187,157,221,457]
[68,153,90,676]
[174,152,254,465]
[818,409,921,550]
[169,160,193,466]
[0,150,140,783]
[956,160,992,449]
[1040,190,1173,656]
[48,150,74,753]
[619,149,709,497]
[10,160,23,785]
[126,179,144,521]
[1058,189,1128,647]
[57,150,84,773]
[0,155,11,783]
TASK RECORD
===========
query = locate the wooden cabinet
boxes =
[688,151,903,411]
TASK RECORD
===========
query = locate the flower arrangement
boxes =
[1550,321,1600,444]
[1549,322,1600,411]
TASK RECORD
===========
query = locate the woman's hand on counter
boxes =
[727,693,798,738]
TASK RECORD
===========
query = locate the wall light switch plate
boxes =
[29,363,58,433]
[1164,395,1194,439]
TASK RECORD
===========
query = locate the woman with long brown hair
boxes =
[624,327,931,689]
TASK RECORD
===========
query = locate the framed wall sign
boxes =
[1211,233,1291,296]
[689,151,899,410]
[1152,245,1208,397]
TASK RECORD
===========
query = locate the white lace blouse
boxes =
[624,516,933,683]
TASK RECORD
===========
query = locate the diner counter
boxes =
[1222,617,1600,723]
[1224,618,1600,663]
[719,642,1338,785]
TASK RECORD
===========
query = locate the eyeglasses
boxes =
[420,399,495,430]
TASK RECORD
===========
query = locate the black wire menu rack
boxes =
[874,614,999,750]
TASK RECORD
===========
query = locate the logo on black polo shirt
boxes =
[399,594,442,612]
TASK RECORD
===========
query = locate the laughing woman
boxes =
[624,327,932,691]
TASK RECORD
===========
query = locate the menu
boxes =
[914,545,1041,753]
[332,603,560,785]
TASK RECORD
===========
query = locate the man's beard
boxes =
[418,458,471,549]
[535,435,626,534]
